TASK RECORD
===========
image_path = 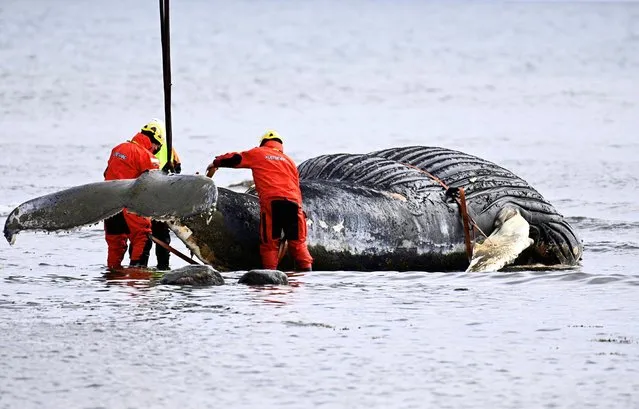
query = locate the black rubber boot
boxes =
[135,238,153,268]
[152,221,171,270]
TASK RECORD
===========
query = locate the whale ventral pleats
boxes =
[298,152,443,197]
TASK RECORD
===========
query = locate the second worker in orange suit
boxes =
[103,119,164,269]
[206,130,313,271]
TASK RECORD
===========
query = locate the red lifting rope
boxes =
[400,163,483,262]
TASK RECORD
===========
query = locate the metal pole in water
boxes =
[159,0,173,170]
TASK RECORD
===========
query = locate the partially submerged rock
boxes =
[238,269,288,285]
[160,265,224,286]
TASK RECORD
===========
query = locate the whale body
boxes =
[4,146,583,272]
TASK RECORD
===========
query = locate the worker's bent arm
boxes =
[213,152,242,168]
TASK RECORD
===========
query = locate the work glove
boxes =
[206,161,218,177]
[161,162,174,174]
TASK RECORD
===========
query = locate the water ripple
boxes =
[588,241,639,253]
[569,216,639,231]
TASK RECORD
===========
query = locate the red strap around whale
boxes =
[399,162,482,262]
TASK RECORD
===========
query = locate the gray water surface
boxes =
[1,1,638,408]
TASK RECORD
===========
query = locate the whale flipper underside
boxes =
[466,208,534,272]
[4,171,217,244]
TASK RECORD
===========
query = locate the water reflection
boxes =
[286,271,307,285]
[242,271,307,305]
[101,267,159,289]
[99,268,307,305]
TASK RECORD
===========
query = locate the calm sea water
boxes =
[1,1,638,408]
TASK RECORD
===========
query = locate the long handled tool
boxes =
[276,239,288,266]
[159,0,173,170]
[148,233,199,265]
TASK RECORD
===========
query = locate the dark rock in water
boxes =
[160,265,224,286]
[238,269,288,285]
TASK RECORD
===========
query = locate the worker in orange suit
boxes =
[206,130,313,271]
[103,119,164,269]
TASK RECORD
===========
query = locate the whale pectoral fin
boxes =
[466,208,534,273]
[125,172,218,220]
[4,179,135,244]
[4,172,218,245]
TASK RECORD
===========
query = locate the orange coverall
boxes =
[103,132,160,268]
[213,140,313,270]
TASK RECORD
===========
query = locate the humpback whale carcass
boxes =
[4,146,583,273]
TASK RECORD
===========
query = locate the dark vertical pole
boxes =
[160,0,173,170]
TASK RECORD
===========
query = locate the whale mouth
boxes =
[530,220,583,265]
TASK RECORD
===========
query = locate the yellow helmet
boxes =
[141,118,165,146]
[259,129,283,145]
